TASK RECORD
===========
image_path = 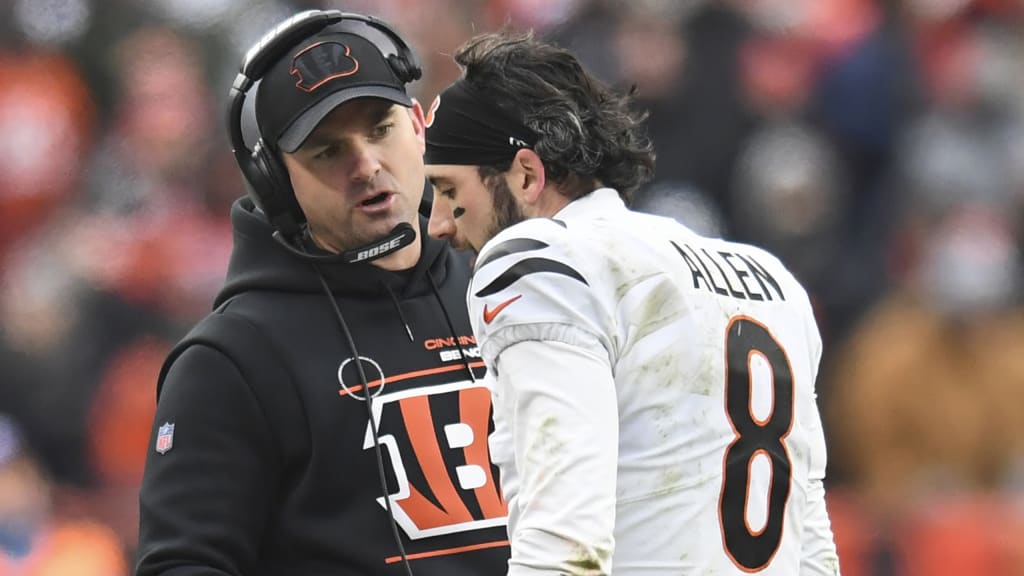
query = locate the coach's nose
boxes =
[348,141,382,185]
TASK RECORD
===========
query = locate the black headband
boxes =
[424,79,537,166]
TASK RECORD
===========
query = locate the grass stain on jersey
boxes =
[652,403,675,440]
[566,556,602,574]
[657,465,685,491]
[566,542,611,575]
[638,278,683,334]
[607,260,646,301]
[622,277,687,362]
[528,416,567,468]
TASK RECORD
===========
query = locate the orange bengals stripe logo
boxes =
[342,363,508,560]
[395,387,506,525]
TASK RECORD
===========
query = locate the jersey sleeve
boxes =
[136,345,277,576]
[468,220,614,370]
[787,257,840,575]
[492,340,618,576]
[799,475,842,575]
[471,222,620,574]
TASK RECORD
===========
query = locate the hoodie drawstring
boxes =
[309,264,415,576]
[426,269,478,384]
[382,283,415,342]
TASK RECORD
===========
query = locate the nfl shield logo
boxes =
[156,422,175,454]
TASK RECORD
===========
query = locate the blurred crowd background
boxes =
[1,0,1023,574]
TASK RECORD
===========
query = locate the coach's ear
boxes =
[407,99,426,152]
[508,148,546,206]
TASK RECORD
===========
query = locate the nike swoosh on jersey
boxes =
[482,295,523,324]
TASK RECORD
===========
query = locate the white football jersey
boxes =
[470,188,840,575]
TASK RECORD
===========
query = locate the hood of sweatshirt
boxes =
[215,197,454,306]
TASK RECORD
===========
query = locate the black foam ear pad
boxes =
[249,139,302,237]
[256,141,292,193]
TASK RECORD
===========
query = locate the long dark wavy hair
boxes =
[455,30,656,203]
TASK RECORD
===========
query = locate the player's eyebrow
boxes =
[428,176,458,197]
[427,176,451,188]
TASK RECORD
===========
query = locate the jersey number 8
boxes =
[720,316,794,571]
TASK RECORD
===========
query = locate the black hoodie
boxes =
[137,198,510,576]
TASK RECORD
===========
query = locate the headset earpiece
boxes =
[387,54,422,84]
[343,12,422,83]
[249,139,302,237]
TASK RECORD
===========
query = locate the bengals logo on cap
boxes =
[290,41,359,92]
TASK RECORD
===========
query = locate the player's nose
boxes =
[428,202,457,240]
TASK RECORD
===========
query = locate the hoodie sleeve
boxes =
[136,344,278,576]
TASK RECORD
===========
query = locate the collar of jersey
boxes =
[552,187,625,222]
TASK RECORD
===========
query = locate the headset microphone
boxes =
[272,222,417,264]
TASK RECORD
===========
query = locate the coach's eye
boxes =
[453,207,465,219]
[369,123,393,140]
[314,144,340,160]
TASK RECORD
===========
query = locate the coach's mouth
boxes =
[356,191,395,213]
[360,192,391,206]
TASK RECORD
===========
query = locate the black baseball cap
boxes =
[255,23,413,154]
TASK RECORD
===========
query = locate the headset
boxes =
[226,9,422,242]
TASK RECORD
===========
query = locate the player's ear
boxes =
[509,148,545,205]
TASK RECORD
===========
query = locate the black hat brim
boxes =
[277,86,413,153]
